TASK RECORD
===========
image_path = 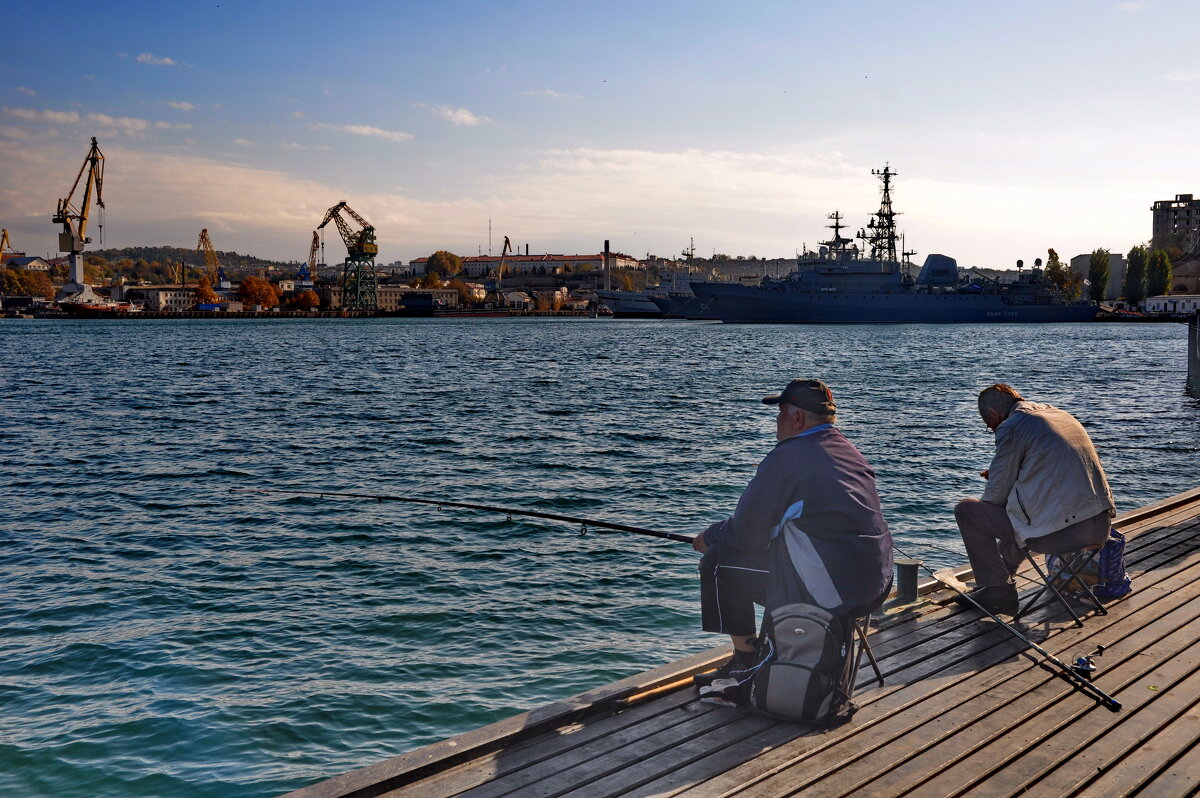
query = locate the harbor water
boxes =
[2,318,1197,797]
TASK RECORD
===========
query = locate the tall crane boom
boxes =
[53,137,105,300]
[298,231,318,286]
[317,201,378,310]
[197,229,228,288]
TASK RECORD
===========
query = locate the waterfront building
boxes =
[408,252,641,278]
[1069,252,1126,302]
[318,284,459,311]
[3,256,53,272]
[1152,193,1200,251]
[1142,294,1200,315]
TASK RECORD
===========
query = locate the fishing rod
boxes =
[228,487,695,544]
[893,543,1121,712]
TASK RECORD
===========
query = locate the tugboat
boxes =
[691,166,1099,324]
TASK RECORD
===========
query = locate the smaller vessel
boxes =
[594,289,662,318]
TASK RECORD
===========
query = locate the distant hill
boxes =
[85,245,298,273]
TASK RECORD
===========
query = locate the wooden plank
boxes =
[378,688,707,798]
[1119,715,1200,798]
[844,564,1200,798]
[672,543,1200,798]
[732,572,1200,798]
[281,646,729,798]
[1027,658,1200,796]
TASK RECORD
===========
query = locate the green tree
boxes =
[1123,245,1149,303]
[1087,248,1110,303]
[1043,248,1068,290]
[1146,249,1173,296]
[426,250,463,277]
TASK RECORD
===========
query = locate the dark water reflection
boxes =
[1,318,1196,796]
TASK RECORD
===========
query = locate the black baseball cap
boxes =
[762,379,837,414]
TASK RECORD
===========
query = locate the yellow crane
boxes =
[317,201,378,310]
[52,137,105,300]
[196,229,227,288]
[0,229,17,263]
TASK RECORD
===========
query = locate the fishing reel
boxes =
[1069,644,1106,682]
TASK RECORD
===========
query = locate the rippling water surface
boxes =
[2,318,1197,796]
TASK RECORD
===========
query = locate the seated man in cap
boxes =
[954,383,1115,615]
[693,379,893,686]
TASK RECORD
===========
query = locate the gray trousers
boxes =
[954,499,1111,588]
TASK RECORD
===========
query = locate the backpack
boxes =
[745,602,856,726]
[1045,529,1131,600]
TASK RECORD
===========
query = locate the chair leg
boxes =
[1018,547,1086,627]
[855,616,884,687]
[1057,547,1107,616]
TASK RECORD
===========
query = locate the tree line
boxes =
[1041,246,1173,303]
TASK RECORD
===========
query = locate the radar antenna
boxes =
[866,164,901,263]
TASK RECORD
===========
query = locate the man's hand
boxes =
[980,469,990,480]
[692,534,707,554]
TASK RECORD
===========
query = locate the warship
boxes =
[691,166,1099,324]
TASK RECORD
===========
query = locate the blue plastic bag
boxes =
[1046,529,1131,600]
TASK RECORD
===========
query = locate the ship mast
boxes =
[865,164,900,263]
[821,210,854,258]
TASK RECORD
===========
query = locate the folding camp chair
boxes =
[1016,543,1107,627]
[848,614,884,691]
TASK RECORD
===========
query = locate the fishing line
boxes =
[229,487,695,543]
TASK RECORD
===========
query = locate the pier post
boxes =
[1189,311,1199,388]
[895,558,922,604]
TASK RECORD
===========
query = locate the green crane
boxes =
[318,201,378,311]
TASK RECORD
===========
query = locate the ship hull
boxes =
[594,290,662,318]
[648,292,718,320]
[692,282,1099,324]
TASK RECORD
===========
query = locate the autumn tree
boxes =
[1087,249,1110,303]
[426,250,463,277]
[446,278,474,306]
[285,289,320,310]
[1123,245,1148,303]
[195,276,219,304]
[1146,249,1173,297]
[0,268,54,299]
[238,275,281,308]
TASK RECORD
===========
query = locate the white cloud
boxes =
[293,111,305,119]
[307,122,414,143]
[137,53,176,66]
[1166,70,1200,82]
[282,141,331,151]
[5,106,189,136]
[166,101,195,111]
[16,87,36,97]
[1116,2,1146,11]
[233,138,255,147]
[521,89,582,100]
[0,125,37,140]
[429,105,491,126]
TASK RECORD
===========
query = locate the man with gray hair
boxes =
[955,384,1115,616]
[692,379,893,686]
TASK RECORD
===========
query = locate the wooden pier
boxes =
[285,486,1200,798]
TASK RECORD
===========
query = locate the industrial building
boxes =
[1152,193,1200,250]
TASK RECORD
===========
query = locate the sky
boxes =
[2,0,1199,268]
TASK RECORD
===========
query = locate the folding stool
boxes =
[1016,543,1107,627]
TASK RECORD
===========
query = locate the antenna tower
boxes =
[866,164,900,263]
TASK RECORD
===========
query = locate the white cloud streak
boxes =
[521,89,582,100]
[137,53,176,66]
[429,105,491,126]
[1166,70,1200,82]
[166,101,195,111]
[5,106,190,136]
[307,122,414,142]
[16,86,37,97]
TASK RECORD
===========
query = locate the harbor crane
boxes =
[486,235,513,305]
[317,201,378,311]
[298,231,318,287]
[0,229,19,263]
[52,137,105,302]
[197,229,229,289]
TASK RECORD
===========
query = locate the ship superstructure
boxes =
[691,166,1098,324]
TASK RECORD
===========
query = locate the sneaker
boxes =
[693,648,759,687]
[954,583,1019,617]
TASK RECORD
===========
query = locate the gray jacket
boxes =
[982,400,1115,544]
